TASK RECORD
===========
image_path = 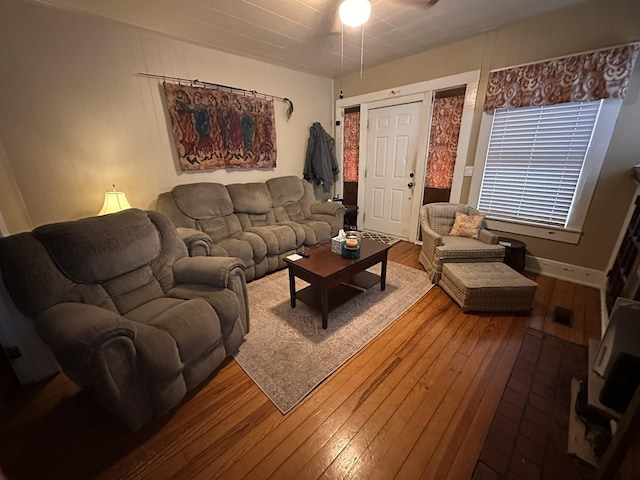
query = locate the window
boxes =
[470,99,622,244]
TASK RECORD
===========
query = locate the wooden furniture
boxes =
[342,181,359,230]
[284,238,392,329]
[606,178,640,313]
[422,187,451,204]
[343,181,358,206]
[343,204,358,230]
[498,237,526,273]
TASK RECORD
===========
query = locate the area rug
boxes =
[360,231,401,245]
[233,261,433,413]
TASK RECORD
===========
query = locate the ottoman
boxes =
[440,262,537,312]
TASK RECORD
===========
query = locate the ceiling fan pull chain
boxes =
[341,23,345,98]
[360,23,365,79]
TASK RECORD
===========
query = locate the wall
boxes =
[336,0,640,272]
[0,0,333,231]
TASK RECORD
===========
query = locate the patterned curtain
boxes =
[484,44,640,111]
[426,95,465,189]
[343,110,360,182]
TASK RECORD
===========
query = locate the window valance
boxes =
[484,44,640,111]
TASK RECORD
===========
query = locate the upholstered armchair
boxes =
[419,203,505,283]
[0,209,249,431]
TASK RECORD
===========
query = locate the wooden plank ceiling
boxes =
[32,0,588,76]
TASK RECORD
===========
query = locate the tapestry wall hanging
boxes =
[163,83,277,170]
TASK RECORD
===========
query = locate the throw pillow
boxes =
[449,211,485,239]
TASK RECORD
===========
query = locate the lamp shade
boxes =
[339,0,371,27]
[98,191,132,215]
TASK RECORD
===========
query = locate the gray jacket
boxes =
[303,122,339,193]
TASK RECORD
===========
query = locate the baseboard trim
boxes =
[524,255,606,289]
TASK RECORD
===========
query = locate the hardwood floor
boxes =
[0,242,602,480]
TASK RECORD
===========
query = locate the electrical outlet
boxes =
[464,166,474,177]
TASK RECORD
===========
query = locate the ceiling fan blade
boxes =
[395,0,440,7]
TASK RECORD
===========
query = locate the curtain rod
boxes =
[489,41,640,73]
[136,72,294,119]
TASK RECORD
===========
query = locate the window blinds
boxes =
[477,101,602,228]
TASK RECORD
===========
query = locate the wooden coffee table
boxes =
[283,237,392,329]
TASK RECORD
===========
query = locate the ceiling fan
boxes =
[330,0,440,83]
[330,0,440,32]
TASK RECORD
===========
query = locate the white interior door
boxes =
[363,102,423,239]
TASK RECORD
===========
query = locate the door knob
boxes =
[408,182,414,188]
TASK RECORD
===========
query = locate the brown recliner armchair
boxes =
[0,209,249,431]
[419,202,505,283]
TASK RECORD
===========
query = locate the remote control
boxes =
[300,252,310,258]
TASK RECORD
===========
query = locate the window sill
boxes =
[485,219,582,245]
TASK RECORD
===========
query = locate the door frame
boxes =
[336,70,481,243]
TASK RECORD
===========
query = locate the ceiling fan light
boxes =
[339,0,371,27]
